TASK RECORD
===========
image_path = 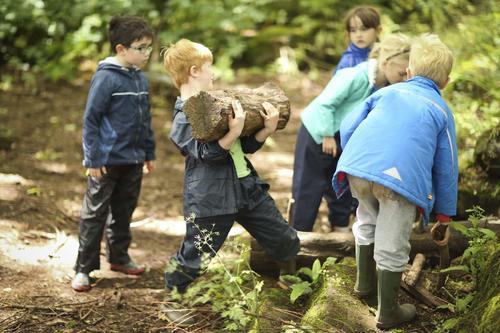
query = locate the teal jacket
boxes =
[301,59,377,144]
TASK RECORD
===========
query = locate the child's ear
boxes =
[115,44,127,55]
[406,67,413,80]
[439,77,450,90]
[189,65,198,77]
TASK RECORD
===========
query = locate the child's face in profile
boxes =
[123,37,153,69]
[197,61,214,91]
[348,16,379,49]
[382,58,409,84]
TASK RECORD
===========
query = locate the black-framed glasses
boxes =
[129,45,153,55]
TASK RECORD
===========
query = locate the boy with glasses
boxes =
[72,15,156,292]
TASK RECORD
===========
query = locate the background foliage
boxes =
[0,0,499,213]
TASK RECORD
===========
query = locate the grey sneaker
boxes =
[71,272,90,292]
[158,294,196,326]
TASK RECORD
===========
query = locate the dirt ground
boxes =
[0,73,451,332]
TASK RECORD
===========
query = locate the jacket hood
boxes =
[97,56,140,72]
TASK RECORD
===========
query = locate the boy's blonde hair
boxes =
[162,39,213,88]
[409,34,453,87]
[369,33,411,63]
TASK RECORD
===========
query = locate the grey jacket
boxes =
[169,98,269,218]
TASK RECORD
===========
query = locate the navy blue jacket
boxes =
[82,57,155,168]
[170,98,269,218]
[333,76,458,222]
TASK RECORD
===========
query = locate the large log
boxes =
[183,82,290,142]
[250,219,500,273]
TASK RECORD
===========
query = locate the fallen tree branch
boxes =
[404,253,426,286]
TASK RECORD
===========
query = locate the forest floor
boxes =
[0,72,451,332]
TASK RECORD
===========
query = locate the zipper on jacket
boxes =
[133,71,143,164]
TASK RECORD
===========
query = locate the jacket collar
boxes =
[407,76,441,95]
[173,97,185,117]
[347,42,371,58]
[98,56,140,72]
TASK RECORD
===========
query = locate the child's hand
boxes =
[143,161,154,174]
[322,137,337,157]
[260,102,279,133]
[87,166,107,179]
[229,100,246,135]
[430,221,450,246]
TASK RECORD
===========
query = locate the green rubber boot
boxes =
[354,243,376,298]
[376,270,416,329]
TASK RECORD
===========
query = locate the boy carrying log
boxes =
[160,39,300,325]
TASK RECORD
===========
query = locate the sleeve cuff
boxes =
[436,214,451,223]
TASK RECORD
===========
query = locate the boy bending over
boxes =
[333,34,457,329]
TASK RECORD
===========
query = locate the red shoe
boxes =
[110,262,145,275]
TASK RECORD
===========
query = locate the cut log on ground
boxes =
[183,82,290,142]
[250,219,500,274]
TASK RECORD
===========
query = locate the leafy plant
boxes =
[285,257,336,304]
[167,213,263,331]
[436,206,499,331]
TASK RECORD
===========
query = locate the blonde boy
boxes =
[160,39,300,325]
[333,34,457,329]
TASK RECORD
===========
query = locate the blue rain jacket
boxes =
[82,57,155,168]
[333,76,458,222]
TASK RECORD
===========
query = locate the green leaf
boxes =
[478,228,497,240]
[311,259,322,282]
[440,265,469,273]
[441,317,461,330]
[26,187,41,196]
[290,281,312,303]
[450,222,470,236]
[456,293,475,312]
[298,267,313,279]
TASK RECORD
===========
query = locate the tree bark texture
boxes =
[183,82,290,142]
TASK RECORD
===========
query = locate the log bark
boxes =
[183,82,290,142]
[250,219,500,273]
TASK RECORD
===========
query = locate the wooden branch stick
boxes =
[404,253,426,286]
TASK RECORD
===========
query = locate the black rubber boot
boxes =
[354,243,376,298]
[376,269,416,329]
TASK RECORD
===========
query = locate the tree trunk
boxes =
[183,82,290,142]
[474,125,500,179]
[250,219,500,274]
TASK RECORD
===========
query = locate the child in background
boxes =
[71,15,156,292]
[333,5,382,75]
[160,39,300,325]
[291,33,411,233]
[333,34,457,329]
